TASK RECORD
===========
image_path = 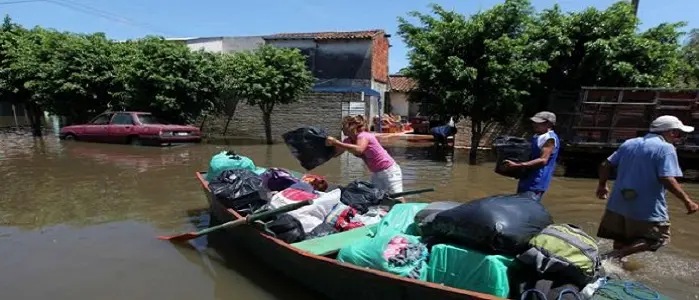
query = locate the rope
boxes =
[595,280,660,300]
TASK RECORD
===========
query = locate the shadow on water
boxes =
[175,208,325,300]
[0,134,698,299]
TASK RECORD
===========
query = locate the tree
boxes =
[229,45,314,144]
[527,2,687,113]
[0,16,44,135]
[398,1,547,164]
[112,37,220,124]
[681,29,699,87]
[216,52,243,136]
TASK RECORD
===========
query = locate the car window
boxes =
[90,114,113,125]
[111,113,135,125]
[137,114,170,125]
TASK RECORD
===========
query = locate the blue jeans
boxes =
[518,190,544,202]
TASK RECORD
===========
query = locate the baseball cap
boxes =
[530,111,556,125]
[649,115,694,133]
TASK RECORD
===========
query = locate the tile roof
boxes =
[389,75,417,92]
[265,30,385,40]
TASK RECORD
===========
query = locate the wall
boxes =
[267,39,373,83]
[388,92,409,117]
[204,92,364,142]
[371,35,389,83]
[454,117,527,149]
[0,102,29,128]
[221,36,265,52]
[181,37,224,53]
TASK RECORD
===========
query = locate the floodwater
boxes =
[0,134,698,300]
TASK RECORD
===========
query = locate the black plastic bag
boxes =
[421,194,553,256]
[306,223,339,240]
[264,213,306,243]
[414,201,461,224]
[340,180,388,214]
[282,126,336,170]
[208,169,267,213]
[492,136,532,179]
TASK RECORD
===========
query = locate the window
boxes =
[90,114,113,125]
[136,114,168,125]
[111,113,135,125]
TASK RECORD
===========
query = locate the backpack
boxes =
[516,224,601,287]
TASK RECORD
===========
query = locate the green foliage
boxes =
[398,1,694,162]
[398,0,547,162]
[681,29,699,87]
[0,16,312,138]
[222,45,314,144]
[112,37,221,124]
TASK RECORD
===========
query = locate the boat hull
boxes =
[196,171,502,300]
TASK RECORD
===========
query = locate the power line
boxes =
[0,0,41,5]
[41,0,181,36]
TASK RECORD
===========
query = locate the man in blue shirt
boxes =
[596,115,698,260]
[431,123,457,147]
[505,111,560,201]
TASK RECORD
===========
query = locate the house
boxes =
[169,30,391,141]
[386,75,419,120]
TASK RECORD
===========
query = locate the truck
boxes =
[549,87,699,178]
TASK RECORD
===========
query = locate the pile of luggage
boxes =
[205,150,396,243]
[336,194,604,299]
[205,150,606,299]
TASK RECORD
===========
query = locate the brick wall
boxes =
[454,117,528,148]
[204,92,363,142]
[371,34,389,83]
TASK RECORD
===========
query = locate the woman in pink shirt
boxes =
[326,116,404,194]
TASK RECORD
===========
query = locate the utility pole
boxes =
[631,0,639,17]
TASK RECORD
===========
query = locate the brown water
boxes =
[1,135,698,299]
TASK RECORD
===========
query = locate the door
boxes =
[84,113,113,142]
[108,112,136,143]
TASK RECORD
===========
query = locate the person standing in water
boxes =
[431,117,457,147]
[326,115,404,194]
[596,115,698,260]
[504,111,560,201]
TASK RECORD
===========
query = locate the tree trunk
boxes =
[26,102,43,137]
[199,115,208,132]
[262,111,273,145]
[222,99,239,136]
[222,115,232,136]
[468,120,483,165]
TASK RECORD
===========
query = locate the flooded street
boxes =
[1,135,698,299]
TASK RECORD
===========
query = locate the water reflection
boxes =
[0,135,697,299]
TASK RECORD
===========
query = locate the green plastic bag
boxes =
[205,151,265,182]
[372,203,428,237]
[337,229,428,280]
[426,244,514,298]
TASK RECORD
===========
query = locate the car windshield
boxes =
[136,114,169,125]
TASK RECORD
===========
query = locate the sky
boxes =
[2,0,698,73]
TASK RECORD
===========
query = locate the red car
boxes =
[59,111,202,146]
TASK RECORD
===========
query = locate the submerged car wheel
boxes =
[128,136,142,146]
[63,133,77,141]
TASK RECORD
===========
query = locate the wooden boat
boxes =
[196,171,502,300]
